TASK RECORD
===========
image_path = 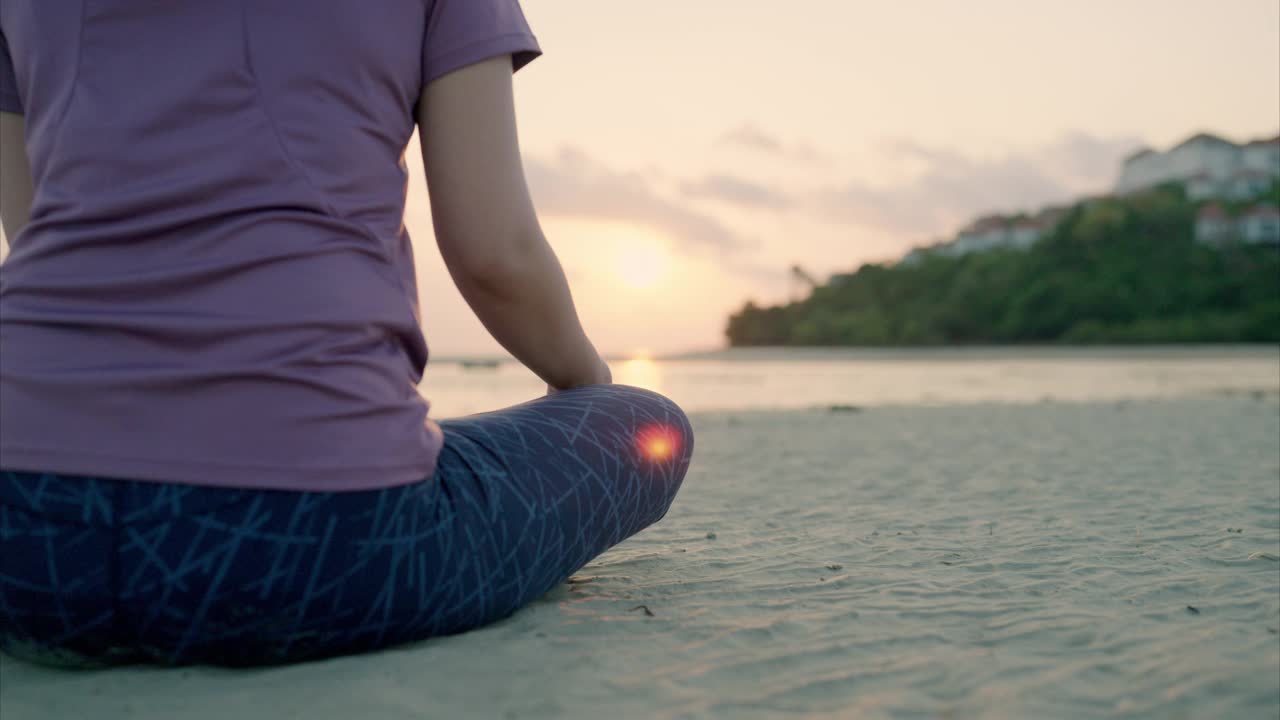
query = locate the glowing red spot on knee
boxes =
[636,423,682,462]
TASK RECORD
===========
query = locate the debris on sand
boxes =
[1186,606,1200,615]
[630,605,655,617]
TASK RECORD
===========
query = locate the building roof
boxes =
[1243,203,1280,219]
[1197,204,1228,220]
[1123,147,1155,163]
[1231,168,1274,180]
[1035,206,1067,221]
[961,215,1008,234]
[1172,132,1237,151]
[1243,135,1280,148]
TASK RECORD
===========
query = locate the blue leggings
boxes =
[0,384,692,667]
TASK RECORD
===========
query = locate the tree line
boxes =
[726,184,1280,346]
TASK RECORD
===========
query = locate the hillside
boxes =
[726,184,1280,346]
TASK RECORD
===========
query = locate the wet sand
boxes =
[2,395,1278,719]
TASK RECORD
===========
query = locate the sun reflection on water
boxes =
[614,356,663,393]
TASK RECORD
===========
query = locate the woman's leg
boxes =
[116,384,689,663]
[420,383,694,634]
[0,472,133,667]
[0,385,692,665]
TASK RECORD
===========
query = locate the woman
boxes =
[0,1,692,666]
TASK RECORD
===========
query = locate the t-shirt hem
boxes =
[423,31,542,86]
[0,444,438,494]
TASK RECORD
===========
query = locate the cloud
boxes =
[719,125,785,154]
[524,147,748,251]
[821,132,1145,238]
[682,174,792,210]
[1036,132,1146,188]
[718,125,829,166]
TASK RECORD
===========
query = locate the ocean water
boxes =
[422,346,1280,417]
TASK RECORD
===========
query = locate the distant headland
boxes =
[727,131,1280,346]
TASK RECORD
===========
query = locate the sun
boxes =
[614,237,669,289]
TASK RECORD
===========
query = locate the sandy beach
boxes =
[2,393,1278,719]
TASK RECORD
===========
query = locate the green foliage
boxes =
[725,186,1280,346]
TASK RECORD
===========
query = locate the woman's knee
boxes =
[551,383,693,457]
[649,389,694,469]
[608,385,693,516]
[602,384,693,459]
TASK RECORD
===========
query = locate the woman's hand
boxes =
[546,356,612,395]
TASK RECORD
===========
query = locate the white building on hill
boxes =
[1117,132,1279,197]
[1186,169,1274,201]
[1184,173,1219,201]
[1226,169,1274,200]
[897,129,1277,266]
[1195,204,1234,244]
[1240,204,1280,244]
[1243,137,1280,174]
[901,207,1065,265]
[1008,218,1043,249]
[945,215,1009,256]
[1196,203,1280,245]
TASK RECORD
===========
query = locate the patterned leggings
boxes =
[0,384,692,667]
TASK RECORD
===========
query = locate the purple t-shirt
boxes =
[0,1,539,491]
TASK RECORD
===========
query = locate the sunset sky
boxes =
[410,0,1280,356]
[4,1,1279,357]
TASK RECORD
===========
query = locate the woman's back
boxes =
[0,1,539,490]
[0,1,695,668]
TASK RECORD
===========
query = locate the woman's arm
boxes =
[0,111,33,245]
[415,56,610,391]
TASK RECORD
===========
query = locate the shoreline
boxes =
[423,348,1280,418]
[430,344,1280,365]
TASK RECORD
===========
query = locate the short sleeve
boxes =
[0,28,22,114]
[421,0,541,86]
